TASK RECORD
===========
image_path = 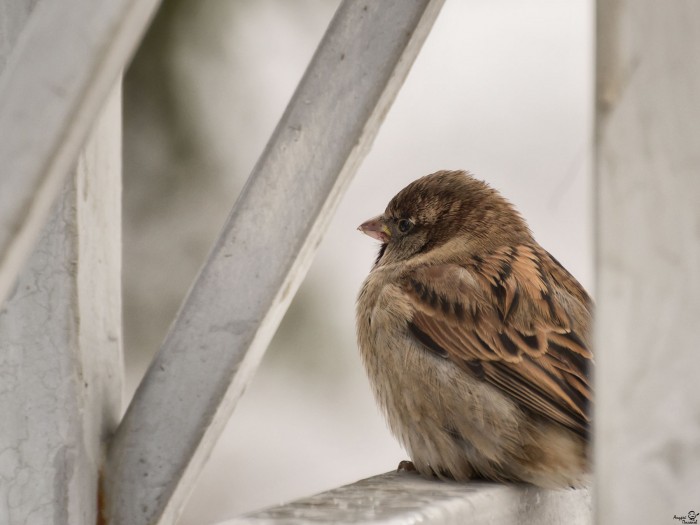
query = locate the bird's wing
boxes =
[402,244,593,437]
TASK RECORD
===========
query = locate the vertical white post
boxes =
[0,85,122,524]
[595,1,700,524]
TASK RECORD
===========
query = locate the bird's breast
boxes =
[356,270,524,473]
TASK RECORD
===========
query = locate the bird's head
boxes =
[358,170,532,266]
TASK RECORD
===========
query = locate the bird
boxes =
[356,170,592,488]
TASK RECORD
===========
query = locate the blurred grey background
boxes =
[122,1,592,522]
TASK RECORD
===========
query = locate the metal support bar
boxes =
[103,1,445,524]
[215,472,591,525]
[0,84,122,525]
[595,1,700,523]
[0,0,159,306]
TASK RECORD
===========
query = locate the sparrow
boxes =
[356,170,592,488]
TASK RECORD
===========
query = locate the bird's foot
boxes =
[397,460,417,473]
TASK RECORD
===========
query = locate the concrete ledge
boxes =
[218,471,591,525]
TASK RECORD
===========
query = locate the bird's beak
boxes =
[358,215,391,242]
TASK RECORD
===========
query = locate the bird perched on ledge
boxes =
[356,170,592,488]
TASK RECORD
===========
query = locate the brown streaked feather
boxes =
[403,244,593,437]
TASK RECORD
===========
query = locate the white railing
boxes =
[217,472,590,525]
[1,0,699,524]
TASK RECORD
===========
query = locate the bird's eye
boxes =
[397,219,413,233]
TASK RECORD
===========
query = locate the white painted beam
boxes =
[595,1,700,523]
[0,0,159,306]
[215,472,591,525]
[103,1,445,523]
[0,85,122,525]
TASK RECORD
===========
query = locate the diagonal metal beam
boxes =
[0,0,160,306]
[103,1,445,523]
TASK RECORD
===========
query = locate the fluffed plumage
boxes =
[356,170,592,488]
